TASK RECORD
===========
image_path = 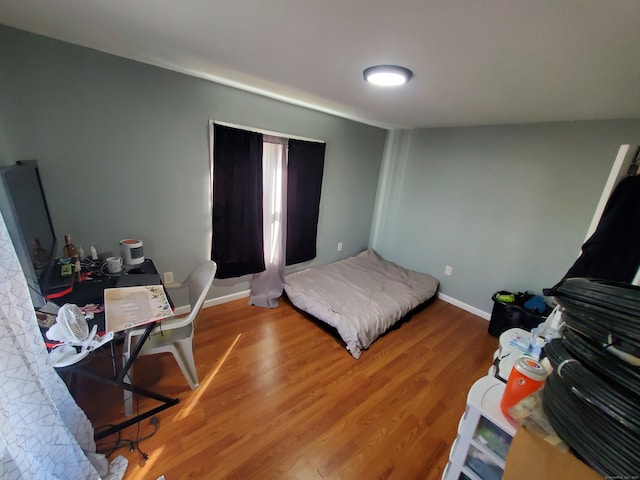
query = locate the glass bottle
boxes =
[62,234,79,259]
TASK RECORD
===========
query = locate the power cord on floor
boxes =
[96,415,159,461]
[95,367,160,462]
[128,415,158,461]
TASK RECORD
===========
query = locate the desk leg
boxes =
[93,379,179,440]
[117,322,154,384]
[67,363,180,441]
[65,322,180,441]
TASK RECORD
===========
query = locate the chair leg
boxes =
[172,339,199,390]
[123,353,134,416]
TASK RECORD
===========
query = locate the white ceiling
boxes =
[1,0,639,129]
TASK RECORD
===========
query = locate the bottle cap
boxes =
[514,356,548,382]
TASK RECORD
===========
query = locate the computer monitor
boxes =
[0,160,58,308]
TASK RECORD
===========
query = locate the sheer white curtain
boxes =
[249,136,288,308]
[0,211,127,479]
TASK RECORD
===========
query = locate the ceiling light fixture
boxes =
[363,65,413,86]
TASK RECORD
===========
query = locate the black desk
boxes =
[47,259,166,328]
[47,259,179,441]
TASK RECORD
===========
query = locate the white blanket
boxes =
[284,249,439,358]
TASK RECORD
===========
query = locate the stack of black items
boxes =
[542,278,640,477]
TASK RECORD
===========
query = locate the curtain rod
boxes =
[209,120,324,144]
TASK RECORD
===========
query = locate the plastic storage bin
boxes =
[442,376,518,480]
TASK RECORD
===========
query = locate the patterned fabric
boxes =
[0,211,127,479]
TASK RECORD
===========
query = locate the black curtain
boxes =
[212,125,265,279]
[566,175,640,282]
[286,139,325,265]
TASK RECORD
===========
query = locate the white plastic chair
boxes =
[123,260,216,416]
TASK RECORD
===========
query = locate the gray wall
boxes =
[3,25,639,316]
[373,121,640,314]
[0,25,386,304]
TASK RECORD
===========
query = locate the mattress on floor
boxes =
[284,249,439,358]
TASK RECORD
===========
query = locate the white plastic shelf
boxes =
[442,376,519,480]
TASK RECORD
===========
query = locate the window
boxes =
[209,122,325,299]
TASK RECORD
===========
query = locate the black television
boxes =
[0,160,58,308]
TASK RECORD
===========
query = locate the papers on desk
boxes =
[104,285,172,333]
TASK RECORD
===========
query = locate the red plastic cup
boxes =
[500,356,547,418]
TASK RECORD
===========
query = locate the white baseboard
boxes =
[187,289,490,323]
[437,292,491,321]
[203,289,250,309]
[173,290,250,315]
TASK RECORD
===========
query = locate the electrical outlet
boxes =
[163,271,174,284]
[444,265,453,276]
[337,242,343,252]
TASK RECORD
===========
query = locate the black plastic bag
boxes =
[487,290,550,337]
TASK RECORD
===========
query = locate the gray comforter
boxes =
[283,249,439,358]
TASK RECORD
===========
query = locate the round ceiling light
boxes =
[363,65,413,86]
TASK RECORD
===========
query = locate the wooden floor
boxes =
[75,297,498,480]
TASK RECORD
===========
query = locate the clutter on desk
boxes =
[39,301,60,315]
[79,303,104,315]
[45,303,114,368]
[75,257,82,282]
[35,311,56,328]
[106,256,124,274]
[59,259,73,278]
[120,238,144,266]
[62,233,79,259]
[104,285,171,332]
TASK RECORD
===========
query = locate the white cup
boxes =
[106,256,123,274]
